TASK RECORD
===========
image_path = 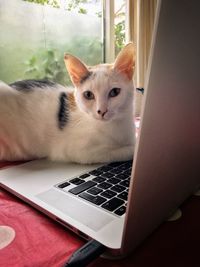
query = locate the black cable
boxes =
[63,239,106,267]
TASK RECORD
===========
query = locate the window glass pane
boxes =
[114,0,126,56]
[0,0,103,85]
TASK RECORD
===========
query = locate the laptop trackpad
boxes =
[37,188,114,231]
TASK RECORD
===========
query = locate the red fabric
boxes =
[0,188,83,267]
[1,187,200,267]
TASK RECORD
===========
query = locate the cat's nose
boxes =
[97,109,108,117]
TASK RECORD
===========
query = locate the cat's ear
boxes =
[64,54,90,86]
[113,43,135,80]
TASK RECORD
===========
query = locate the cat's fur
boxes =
[0,43,136,164]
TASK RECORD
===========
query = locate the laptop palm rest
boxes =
[37,188,114,231]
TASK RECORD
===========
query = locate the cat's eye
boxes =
[109,88,121,98]
[83,91,95,100]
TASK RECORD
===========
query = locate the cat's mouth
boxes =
[95,116,108,121]
[100,117,110,121]
[94,112,113,122]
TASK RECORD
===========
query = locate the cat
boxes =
[0,43,136,164]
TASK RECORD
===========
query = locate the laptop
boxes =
[0,0,200,257]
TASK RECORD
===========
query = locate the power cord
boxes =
[63,239,106,267]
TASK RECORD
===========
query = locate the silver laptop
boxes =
[0,0,200,257]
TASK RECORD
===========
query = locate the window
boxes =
[0,0,103,85]
[103,0,126,62]
[0,0,127,85]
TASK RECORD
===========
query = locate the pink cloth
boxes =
[0,185,83,267]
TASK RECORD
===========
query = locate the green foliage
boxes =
[115,20,125,55]
[23,0,60,7]
[24,37,102,85]
[23,0,90,13]
[65,0,88,14]
[24,49,70,85]
[95,11,102,18]
[22,0,125,84]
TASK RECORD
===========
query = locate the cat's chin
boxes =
[93,114,114,122]
[96,117,111,122]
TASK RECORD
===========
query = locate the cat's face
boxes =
[74,65,134,121]
[64,43,135,121]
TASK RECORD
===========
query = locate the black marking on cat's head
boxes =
[58,92,68,130]
[80,72,92,84]
[9,79,57,92]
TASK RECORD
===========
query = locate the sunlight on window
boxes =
[0,0,102,85]
[0,0,127,84]
[114,0,126,56]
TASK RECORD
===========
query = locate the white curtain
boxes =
[126,0,157,116]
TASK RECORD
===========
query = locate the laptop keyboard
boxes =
[56,160,132,217]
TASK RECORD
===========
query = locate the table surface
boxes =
[0,161,200,267]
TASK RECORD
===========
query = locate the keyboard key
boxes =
[101,197,124,211]
[97,166,113,172]
[124,169,132,176]
[116,173,129,180]
[114,206,126,216]
[107,162,125,167]
[119,163,131,171]
[110,168,123,175]
[69,181,96,195]
[101,172,114,178]
[89,170,103,176]
[87,187,103,195]
[120,179,130,188]
[126,160,133,167]
[122,161,132,168]
[107,178,121,185]
[111,184,126,193]
[97,182,112,190]
[79,173,90,179]
[69,178,85,185]
[79,192,107,205]
[58,181,70,188]
[118,191,128,201]
[101,190,117,199]
[92,176,106,183]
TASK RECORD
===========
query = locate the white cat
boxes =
[0,43,135,164]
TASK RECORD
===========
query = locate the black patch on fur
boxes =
[136,87,144,94]
[58,92,68,130]
[80,72,92,84]
[9,79,56,92]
